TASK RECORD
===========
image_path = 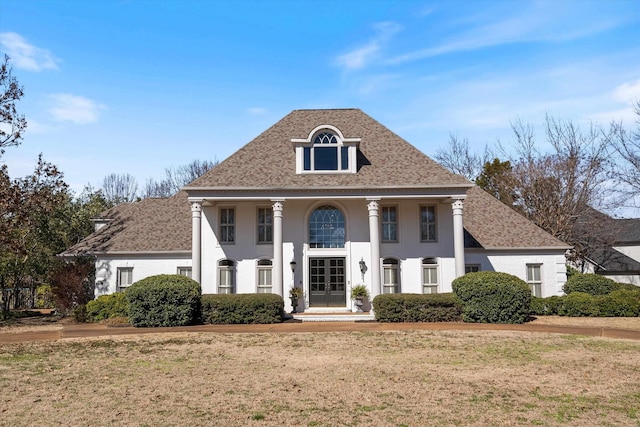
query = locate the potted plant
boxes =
[350,284,369,312]
[289,287,303,313]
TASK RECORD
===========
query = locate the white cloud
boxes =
[612,78,640,104]
[335,21,402,71]
[0,32,59,71]
[247,107,267,115]
[48,93,104,124]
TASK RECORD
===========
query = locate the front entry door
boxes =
[309,258,346,307]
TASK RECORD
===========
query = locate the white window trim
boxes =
[465,264,481,274]
[382,258,400,294]
[256,206,273,245]
[257,259,273,293]
[422,258,438,294]
[526,264,543,297]
[117,267,133,291]
[292,125,360,174]
[218,260,235,294]
[219,207,236,245]
[177,267,192,278]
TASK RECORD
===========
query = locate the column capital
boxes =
[367,199,379,211]
[191,201,202,214]
[272,200,284,213]
[451,198,464,211]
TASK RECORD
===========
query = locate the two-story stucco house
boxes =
[63,109,570,312]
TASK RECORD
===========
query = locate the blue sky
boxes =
[1,0,639,211]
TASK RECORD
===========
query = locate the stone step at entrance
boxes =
[291,312,375,322]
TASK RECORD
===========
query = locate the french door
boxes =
[309,257,346,307]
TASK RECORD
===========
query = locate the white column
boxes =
[191,201,202,284]
[367,199,381,298]
[452,198,466,278]
[272,200,284,297]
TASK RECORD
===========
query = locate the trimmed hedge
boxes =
[557,292,599,317]
[452,271,531,324]
[530,296,562,316]
[126,274,201,327]
[597,290,640,317]
[86,292,129,322]
[563,274,617,296]
[373,293,462,323]
[201,294,284,324]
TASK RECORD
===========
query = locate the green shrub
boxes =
[614,282,640,292]
[530,295,562,316]
[72,304,88,323]
[373,293,462,322]
[86,293,129,322]
[597,290,640,317]
[558,292,599,317]
[35,285,55,309]
[563,274,617,296]
[201,294,284,324]
[452,271,532,324]
[126,275,201,327]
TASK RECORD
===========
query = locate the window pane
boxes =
[309,206,345,248]
[314,146,338,170]
[303,147,311,170]
[341,146,349,170]
[420,206,437,241]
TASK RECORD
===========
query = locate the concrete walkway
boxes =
[2,320,640,343]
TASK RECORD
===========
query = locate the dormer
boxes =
[292,125,361,174]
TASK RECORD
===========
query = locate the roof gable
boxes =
[185,109,470,190]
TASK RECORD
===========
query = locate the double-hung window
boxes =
[257,208,273,244]
[117,267,133,291]
[382,258,400,294]
[420,205,437,242]
[381,206,398,243]
[177,267,192,278]
[527,264,542,297]
[422,258,438,294]
[465,265,480,274]
[257,259,273,293]
[218,259,235,294]
[219,208,235,244]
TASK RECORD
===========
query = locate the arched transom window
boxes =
[309,206,345,248]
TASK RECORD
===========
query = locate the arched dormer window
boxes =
[292,125,360,174]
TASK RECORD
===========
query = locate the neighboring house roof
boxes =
[613,218,640,244]
[61,192,192,255]
[590,246,640,273]
[463,186,570,250]
[184,108,471,190]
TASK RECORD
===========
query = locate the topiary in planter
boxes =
[563,274,617,296]
[126,274,201,327]
[452,271,531,324]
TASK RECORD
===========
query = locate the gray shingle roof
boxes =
[463,186,569,249]
[184,109,470,190]
[61,192,192,255]
[63,109,569,255]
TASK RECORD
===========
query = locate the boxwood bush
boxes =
[563,274,617,296]
[373,293,462,322]
[86,292,129,322]
[452,271,531,324]
[126,274,201,327]
[201,294,284,324]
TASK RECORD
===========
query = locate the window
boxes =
[218,259,235,294]
[422,258,438,294]
[177,267,192,278]
[257,259,273,293]
[527,264,542,297]
[465,264,480,274]
[381,206,398,243]
[302,132,350,172]
[383,258,399,294]
[309,206,345,248]
[117,267,133,291]
[420,205,437,242]
[257,207,273,244]
[219,208,235,244]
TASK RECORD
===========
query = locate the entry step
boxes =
[291,312,375,322]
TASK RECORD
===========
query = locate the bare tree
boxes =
[142,159,217,198]
[101,173,138,205]
[0,55,27,155]
[433,134,491,181]
[608,100,640,210]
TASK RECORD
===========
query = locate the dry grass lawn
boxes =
[1,326,639,426]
